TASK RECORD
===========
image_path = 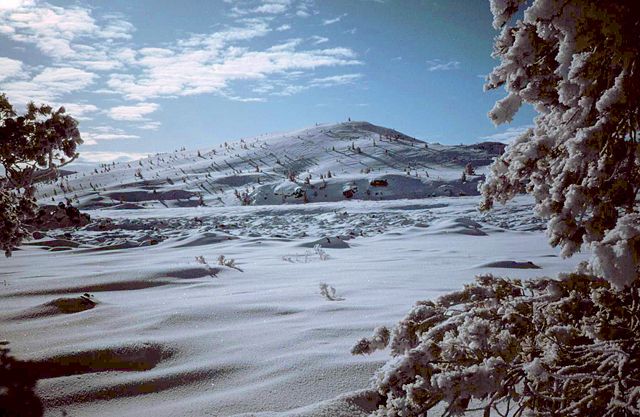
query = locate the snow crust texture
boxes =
[1,195,587,417]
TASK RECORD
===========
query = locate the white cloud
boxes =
[2,66,96,105]
[310,35,328,45]
[0,1,363,106]
[60,102,99,120]
[32,67,95,91]
[1,4,98,58]
[230,0,292,17]
[323,13,347,25]
[272,84,306,96]
[137,121,162,130]
[254,3,288,14]
[108,102,159,121]
[479,125,533,144]
[310,73,362,87]
[426,59,461,71]
[221,93,266,102]
[295,0,314,17]
[268,38,302,51]
[98,14,135,39]
[0,0,35,11]
[0,1,134,69]
[104,20,361,101]
[0,57,23,81]
[273,72,362,96]
[81,126,139,145]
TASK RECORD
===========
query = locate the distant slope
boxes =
[35,121,504,209]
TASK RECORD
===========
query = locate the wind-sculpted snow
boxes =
[33,121,503,210]
[0,196,587,417]
[21,196,542,252]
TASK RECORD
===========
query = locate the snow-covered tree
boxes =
[0,94,82,256]
[354,2,640,416]
[354,274,640,416]
[481,0,640,289]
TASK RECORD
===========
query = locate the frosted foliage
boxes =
[353,275,640,416]
[489,0,526,29]
[0,94,82,256]
[351,326,390,355]
[482,1,640,288]
[0,189,35,257]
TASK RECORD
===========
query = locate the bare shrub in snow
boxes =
[217,254,243,272]
[281,245,330,263]
[481,0,640,289]
[0,94,82,256]
[464,162,475,176]
[354,274,640,416]
[195,255,218,277]
[319,282,343,301]
[313,244,330,261]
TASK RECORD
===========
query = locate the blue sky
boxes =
[0,0,535,164]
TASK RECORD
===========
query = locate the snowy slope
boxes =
[1,197,587,417]
[1,122,577,417]
[34,121,504,209]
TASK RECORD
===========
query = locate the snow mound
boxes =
[426,217,488,236]
[24,238,81,248]
[167,232,238,248]
[230,389,381,417]
[480,260,541,269]
[10,295,96,320]
[29,342,172,379]
[300,237,351,249]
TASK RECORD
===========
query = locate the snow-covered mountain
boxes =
[36,121,504,209]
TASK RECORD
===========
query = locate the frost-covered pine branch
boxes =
[481,0,640,289]
[353,274,640,417]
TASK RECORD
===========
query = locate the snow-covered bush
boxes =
[0,188,36,257]
[319,282,343,301]
[354,274,640,416]
[0,94,82,256]
[481,0,640,289]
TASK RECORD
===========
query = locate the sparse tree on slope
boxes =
[0,94,82,256]
[353,2,640,416]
